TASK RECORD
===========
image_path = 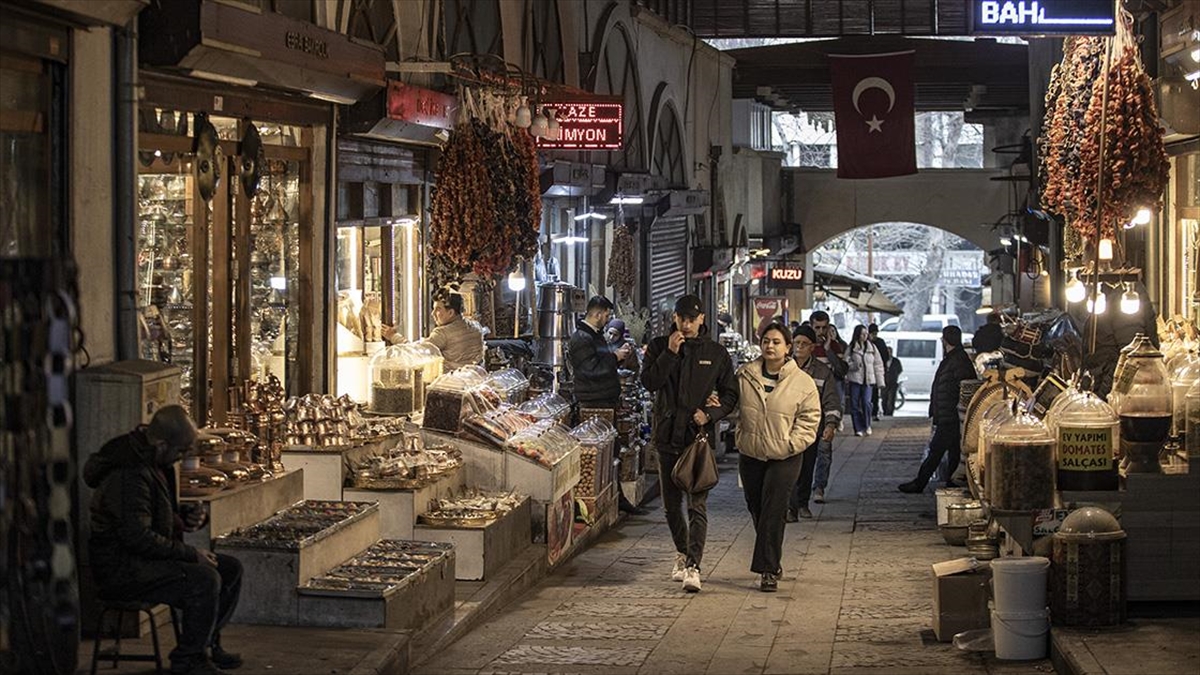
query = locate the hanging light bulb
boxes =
[1098,238,1114,261]
[530,107,549,137]
[1065,274,1087,303]
[1121,282,1141,315]
[1087,290,1107,315]
[515,96,532,128]
[1133,207,1152,225]
[546,108,560,141]
[507,269,526,292]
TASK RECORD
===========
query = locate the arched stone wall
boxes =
[788,169,1011,253]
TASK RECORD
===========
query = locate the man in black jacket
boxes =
[567,295,629,409]
[86,405,242,675]
[641,294,738,593]
[899,326,978,493]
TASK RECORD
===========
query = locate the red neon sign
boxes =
[537,100,624,150]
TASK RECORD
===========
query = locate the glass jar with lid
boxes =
[368,343,421,414]
[408,341,444,409]
[1112,335,1172,446]
[988,410,1056,511]
[1170,353,1200,441]
[1187,380,1200,460]
[1055,392,1119,491]
[977,398,1016,503]
[423,366,493,434]
[487,368,530,405]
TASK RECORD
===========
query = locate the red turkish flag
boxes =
[830,51,917,179]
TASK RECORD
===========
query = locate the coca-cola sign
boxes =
[753,296,787,320]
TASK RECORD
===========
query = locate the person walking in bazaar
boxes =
[641,294,738,593]
[788,324,843,521]
[898,325,978,493]
[734,321,822,591]
[844,324,886,437]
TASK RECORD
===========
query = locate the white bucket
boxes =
[991,608,1049,660]
[991,556,1050,614]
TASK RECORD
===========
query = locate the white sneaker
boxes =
[671,553,687,582]
[854,431,864,437]
[866,427,873,436]
[682,566,702,592]
[814,488,825,504]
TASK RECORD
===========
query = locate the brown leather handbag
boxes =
[672,431,719,493]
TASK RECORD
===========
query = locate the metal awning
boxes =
[812,263,903,315]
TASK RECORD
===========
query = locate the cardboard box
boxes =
[931,558,992,642]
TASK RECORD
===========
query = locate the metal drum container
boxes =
[1051,506,1127,627]
[534,282,584,367]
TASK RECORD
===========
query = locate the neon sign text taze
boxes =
[537,101,624,150]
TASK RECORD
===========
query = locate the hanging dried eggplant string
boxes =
[1087,35,1113,356]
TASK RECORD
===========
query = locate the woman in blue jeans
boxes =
[844,325,885,437]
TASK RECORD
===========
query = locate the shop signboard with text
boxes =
[769,265,805,289]
[537,97,624,150]
[386,82,456,130]
[753,296,789,328]
[970,0,1116,36]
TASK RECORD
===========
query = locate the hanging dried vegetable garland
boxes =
[607,224,636,301]
[1040,36,1105,224]
[1075,19,1169,240]
[429,88,543,284]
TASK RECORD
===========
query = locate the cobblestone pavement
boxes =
[416,418,1056,675]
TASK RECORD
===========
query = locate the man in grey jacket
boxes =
[427,291,485,371]
[789,325,843,520]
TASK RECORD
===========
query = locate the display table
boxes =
[182,470,304,550]
[216,501,381,625]
[343,468,465,540]
[281,435,402,500]
[505,447,581,502]
[296,540,455,630]
[421,429,507,490]
[413,497,532,580]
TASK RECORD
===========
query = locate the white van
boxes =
[880,330,974,398]
[878,314,961,333]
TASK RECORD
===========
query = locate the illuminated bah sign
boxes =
[971,1,1116,35]
[537,100,624,150]
[769,266,805,288]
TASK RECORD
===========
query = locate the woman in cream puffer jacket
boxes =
[734,322,823,592]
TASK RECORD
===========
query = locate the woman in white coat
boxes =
[845,324,886,436]
[735,322,822,592]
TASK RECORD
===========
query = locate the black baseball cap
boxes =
[673,294,704,318]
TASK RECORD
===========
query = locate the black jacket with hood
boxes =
[928,345,977,428]
[85,427,200,592]
[567,319,622,406]
[641,323,739,449]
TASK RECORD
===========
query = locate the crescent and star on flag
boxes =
[851,76,896,134]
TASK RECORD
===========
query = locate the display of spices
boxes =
[217,500,374,550]
[302,540,453,593]
[506,419,579,468]
[989,440,1056,511]
[418,490,525,527]
[421,367,500,434]
[347,436,463,490]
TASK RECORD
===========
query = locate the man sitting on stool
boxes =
[85,405,243,675]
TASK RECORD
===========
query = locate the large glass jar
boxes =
[988,411,1055,511]
[1112,335,1172,445]
[977,398,1016,503]
[487,368,530,405]
[1054,392,1119,491]
[409,341,444,409]
[1170,354,1200,440]
[368,343,420,414]
[422,366,493,434]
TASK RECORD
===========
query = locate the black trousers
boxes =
[914,423,961,489]
[871,387,881,417]
[739,452,805,575]
[790,440,819,511]
[658,448,711,569]
[117,553,243,664]
[882,382,899,415]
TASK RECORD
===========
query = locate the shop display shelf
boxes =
[412,497,531,581]
[280,434,403,500]
[296,541,455,630]
[343,468,464,540]
[182,469,304,550]
[421,429,508,490]
[215,500,381,625]
[505,446,581,502]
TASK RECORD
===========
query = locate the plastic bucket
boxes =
[991,609,1049,660]
[991,556,1050,614]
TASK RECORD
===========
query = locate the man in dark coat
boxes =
[868,323,891,420]
[568,295,629,409]
[788,325,843,520]
[972,312,1005,353]
[86,405,243,675]
[898,326,978,493]
[641,294,739,593]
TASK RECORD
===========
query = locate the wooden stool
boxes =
[89,600,175,674]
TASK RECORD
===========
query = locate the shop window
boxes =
[593,25,645,171]
[442,0,504,59]
[0,51,57,257]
